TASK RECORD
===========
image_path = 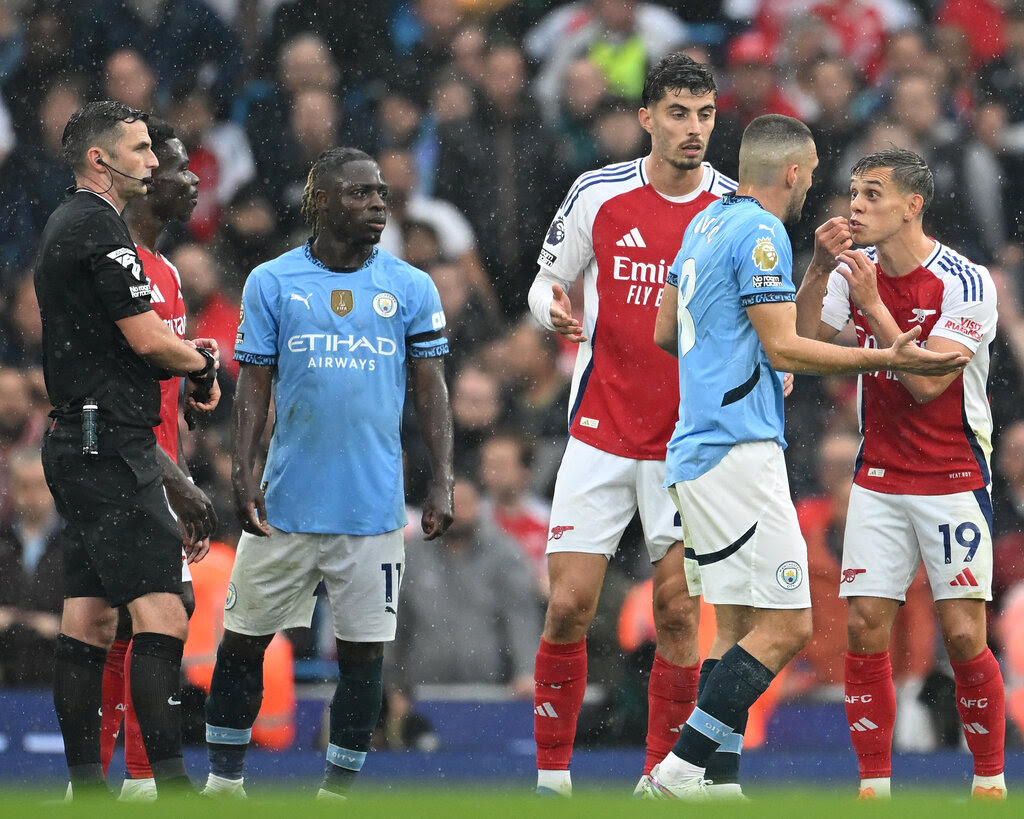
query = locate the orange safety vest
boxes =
[617,578,787,749]
[183,541,296,750]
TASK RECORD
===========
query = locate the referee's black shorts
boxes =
[42,421,182,607]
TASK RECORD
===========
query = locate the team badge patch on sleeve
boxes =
[752,237,779,272]
[546,218,565,245]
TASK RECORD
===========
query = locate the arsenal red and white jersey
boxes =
[820,242,997,495]
[537,159,736,459]
[138,245,187,462]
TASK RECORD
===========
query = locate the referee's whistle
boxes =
[82,398,98,456]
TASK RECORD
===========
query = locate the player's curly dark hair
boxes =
[62,100,148,173]
[144,116,178,163]
[852,148,934,213]
[641,52,717,109]
[300,147,374,236]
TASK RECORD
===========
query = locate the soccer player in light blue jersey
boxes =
[640,115,968,800]
[202,147,454,800]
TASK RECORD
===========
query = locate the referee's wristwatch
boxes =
[187,347,217,381]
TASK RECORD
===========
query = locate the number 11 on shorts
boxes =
[381,562,402,602]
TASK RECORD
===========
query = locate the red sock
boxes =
[122,640,153,779]
[845,651,896,779]
[951,647,1005,776]
[644,652,699,774]
[534,638,587,770]
[100,638,129,775]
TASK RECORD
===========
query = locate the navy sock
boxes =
[130,632,187,781]
[205,642,265,779]
[53,634,107,779]
[671,645,773,767]
[321,655,383,794]
[698,658,746,784]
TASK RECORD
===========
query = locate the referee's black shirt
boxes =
[34,190,162,430]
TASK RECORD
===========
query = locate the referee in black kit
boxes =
[34,101,220,798]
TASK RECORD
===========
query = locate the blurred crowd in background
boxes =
[3,0,1024,753]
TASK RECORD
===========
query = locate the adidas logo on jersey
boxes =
[150,283,165,303]
[535,702,559,718]
[615,227,646,248]
[950,568,979,587]
[849,718,878,732]
[963,722,990,735]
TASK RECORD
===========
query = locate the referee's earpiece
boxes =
[96,157,106,167]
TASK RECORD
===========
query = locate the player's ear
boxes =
[905,193,924,222]
[638,107,653,135]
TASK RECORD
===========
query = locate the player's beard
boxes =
[666,151,705,172]
[784,190,809,225]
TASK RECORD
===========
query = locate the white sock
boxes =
[860,777,891,798]
[537,769,572,794]
[655,752,705,785]
[973,773,1006,791]
[205,773,244,790]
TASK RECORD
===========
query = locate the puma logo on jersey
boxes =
[107,247,142,280]
[615,227,647,247]
[291,292,313,308]
[910,308,937,323]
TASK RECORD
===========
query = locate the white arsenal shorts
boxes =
[668,440,810,609]
[839,484,993,602]
[546,437,697,586]
[223,526,405,642]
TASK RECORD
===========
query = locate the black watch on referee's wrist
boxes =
[188,347,216,381]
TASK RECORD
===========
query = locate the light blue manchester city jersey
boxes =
[234,243,448,535]
[664,194,793,485]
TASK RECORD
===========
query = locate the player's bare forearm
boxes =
[749,302,967,377]
[157,445,217,544]
[231,363,273,536]
[411,356,454,539]
[794,274,832,340]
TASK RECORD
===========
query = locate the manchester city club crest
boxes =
[373,292,398,317]
[225,581,237,610]
[752,236,779,271]
[331,290,353,317]
[776,560,803,590]
[546,218,565,246]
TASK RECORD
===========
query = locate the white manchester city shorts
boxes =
[223,525,406,642]
[668,440,810,609]
[839,484,993,602]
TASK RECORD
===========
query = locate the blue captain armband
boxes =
[234,351,278,366]
[409,339,450,359]
[740,292,795,307]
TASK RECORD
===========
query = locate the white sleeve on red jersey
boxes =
[929,247,997,354]
[821,268,853,332]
